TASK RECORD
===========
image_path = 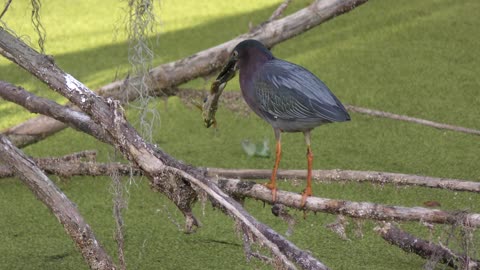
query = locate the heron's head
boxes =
[216,39,273,85]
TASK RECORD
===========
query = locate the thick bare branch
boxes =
[0,26,330,270]
[2,0,369,148]
[207,168,480,193]
[216,178,480,227]
[376,223,480,269]
[0,81,113,145]
[346,105,480,136]
[0,136,117,270]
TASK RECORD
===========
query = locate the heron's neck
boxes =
[239,51,271,91]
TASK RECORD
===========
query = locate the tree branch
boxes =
[180,90,480,138]
[0,152,138,179]
[216,178,480,227]
[0,26,330,270]
[0,0,12,20]
[207,168,480,193]
[1,0,369,148]
[111,170,127,270]
[0,136,117,270]
[346,105,480,136]
[0,81,113,145]
[376,223,480,269]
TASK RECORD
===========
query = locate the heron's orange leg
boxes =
[301,131,313,207]
[265,129,281,202]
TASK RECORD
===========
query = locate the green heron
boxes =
[217,39,350,207]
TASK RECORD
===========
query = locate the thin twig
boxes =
[250,0,293,32]
[0,0,12,20]
[111,170,127,270]
[346,105,480,136]
[180,90,480,137]
[181,89,480,138]
[59,150,97,162]
[207,168,480,193]
[269,0,293,21]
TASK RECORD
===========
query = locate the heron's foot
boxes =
[265,182,277,202]
[300,187,312,208]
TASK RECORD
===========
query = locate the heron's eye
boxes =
[232,50,238,58]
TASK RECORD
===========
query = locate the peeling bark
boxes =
[0,136,117,270]
[376,223,480,269]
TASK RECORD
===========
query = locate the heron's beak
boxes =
[216,56,237,84]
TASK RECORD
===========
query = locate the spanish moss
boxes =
[125,0,160,143]
[30,0,46,53]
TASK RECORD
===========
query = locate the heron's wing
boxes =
[253,59,350,122]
